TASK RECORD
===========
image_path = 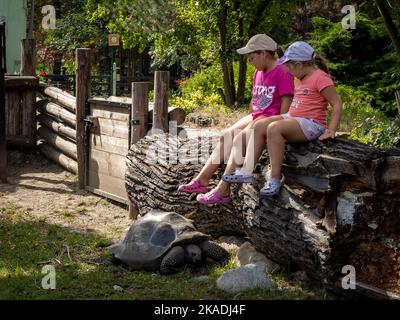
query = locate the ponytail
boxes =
[276,46,285,58]
[313,55,329,74]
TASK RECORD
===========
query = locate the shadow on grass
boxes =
[0,214,324,300]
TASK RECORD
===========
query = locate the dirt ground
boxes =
[0,149,132,242]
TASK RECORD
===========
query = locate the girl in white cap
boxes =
[221,41,342,197]
[178,34,294,205]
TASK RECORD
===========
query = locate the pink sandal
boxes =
[178,179,208,194]
[196,189,232,205]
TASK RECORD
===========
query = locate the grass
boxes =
[0,208,329,300]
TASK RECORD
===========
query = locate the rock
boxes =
[216,264,276,293]
[113,285,124,292]
[234,242,280,273]
[217,236,247,254]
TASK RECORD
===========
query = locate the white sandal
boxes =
[260,174,285,197]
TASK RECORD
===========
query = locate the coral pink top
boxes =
[288,69,334,127]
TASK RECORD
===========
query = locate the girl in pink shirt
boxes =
[222,41,342,197]
[178,34,294,204]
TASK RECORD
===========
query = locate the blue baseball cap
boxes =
[278,41,315,64]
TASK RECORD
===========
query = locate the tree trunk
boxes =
[236,13,247,107]
[375,0,400,58]
[126,133,400,298]
[218,1,235,107]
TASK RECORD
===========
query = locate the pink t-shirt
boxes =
[288,69,334,127]
[251,64,294,120]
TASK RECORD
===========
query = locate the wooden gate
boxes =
[85,97,132,204]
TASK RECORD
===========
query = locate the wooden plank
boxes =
[86,186,128,205]
[90,117,129,139]
[76,48,91,189]
[90,133,128,156]
[89,148,126,178]
[91,103,130,122]
[21,89,36,145]
[20,39,36,76]
[88,96,131,109]
[153,71,169,133]
[5,90,21,136]
[0,24,6,183]
[6,135,33,145]
[87,170,128,202]
[5,76,39,89]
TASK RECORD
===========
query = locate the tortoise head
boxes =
[184,244,203,265]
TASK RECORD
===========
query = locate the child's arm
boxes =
[280,95,293,114]
[319,86,342,140]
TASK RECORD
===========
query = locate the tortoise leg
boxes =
[103,254,122,267]
[199,241,229,265]
[160,246,185,275]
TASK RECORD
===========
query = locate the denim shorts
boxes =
[281,113,326,141]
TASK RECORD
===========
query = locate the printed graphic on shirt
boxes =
[252,85,276,110]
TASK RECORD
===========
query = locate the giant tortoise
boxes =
[108,210,229,274]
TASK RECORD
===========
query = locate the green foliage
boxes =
[309,13,400,117]
[169,62,255,113]
[43,2,108,51]
[337,85,400,149]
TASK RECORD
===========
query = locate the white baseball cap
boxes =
[237,34,278,55]
[278,41,315,64]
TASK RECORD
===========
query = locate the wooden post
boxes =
[21,39,36,76]
[129,82,149,219]
[131,82,149,144]
[21,39,37,147]
[75,48,91,189]
[0,24,6,183]
[152,71,169,133]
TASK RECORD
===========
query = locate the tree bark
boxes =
[236,15,247,107]
[218,1,235,107]
[126,133,400,298]
[376,0,400,58]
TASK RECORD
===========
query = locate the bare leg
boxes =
[214,124,253,196]
[194,114,253,186]
[240,116,283,175]
[267,119,308,180]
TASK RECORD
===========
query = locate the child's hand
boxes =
[319,129,336,140]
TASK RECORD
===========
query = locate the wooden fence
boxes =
[35,48,185,219]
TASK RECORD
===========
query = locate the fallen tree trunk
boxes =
[125,133,400,299]
[148,103,186,126]
[37,126,77,160]
[37,113,76,142]
[38,142,78,174]
[36,99,76,128]
[39,83,76,113]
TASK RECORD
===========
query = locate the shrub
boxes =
[337,85,400,149]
